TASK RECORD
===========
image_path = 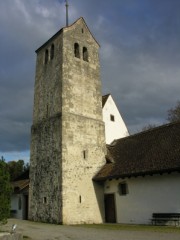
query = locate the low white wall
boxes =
[11,195,23,219]
[104,172,180,224]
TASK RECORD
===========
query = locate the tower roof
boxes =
[36,17,99,53]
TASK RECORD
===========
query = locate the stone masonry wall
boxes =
[62,113,106,223]
[61,18,106,224]
[29,115,62,223]
[29,31,64,223]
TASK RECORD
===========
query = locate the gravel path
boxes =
[2,219,180,240]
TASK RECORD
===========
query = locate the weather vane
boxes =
[65,0,69,27]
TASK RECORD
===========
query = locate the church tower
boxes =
[29,17,106,224]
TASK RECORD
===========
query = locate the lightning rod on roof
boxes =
[65,0,69,27]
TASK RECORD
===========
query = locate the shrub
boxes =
[0,158,11,224]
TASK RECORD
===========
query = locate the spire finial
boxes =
[65,0,69,27]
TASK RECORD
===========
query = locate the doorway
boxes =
[104,194,116,223]
[24,195,29,220]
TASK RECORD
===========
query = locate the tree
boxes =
[142,124,157,131]
[23,162,30,172]
[7,160,29,181]
[167,100,180,123]
[0,157,11,224]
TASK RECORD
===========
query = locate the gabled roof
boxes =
[11,170,29,193]
[94,121,180,181]
[67,17,100,47]
[102,94,110,108]
[12,179,29,193]
[36,17,99,53]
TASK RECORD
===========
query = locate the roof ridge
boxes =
[138,121,180,135]
[108,121,180,146]
[102,93,111,97]
[36,17,99,53]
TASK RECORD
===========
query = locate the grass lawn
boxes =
[76,223,180,233]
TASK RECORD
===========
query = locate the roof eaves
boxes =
[93,167,180,182]
[35,28,63,53]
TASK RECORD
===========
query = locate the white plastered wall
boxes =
[104,172,180,224]
[102,95,129,144]
[11,194,25,219]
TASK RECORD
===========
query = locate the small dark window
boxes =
[83,47,88,62]
[79,195,82,203]
[46,104,49,117]
[119,182,128,196]
[45,49,49,64]
[83,150,88,159]
[43,197,47,204]
[74,43,80,58]
[110,114,115,122]
[50,44,54,60]
[83,150,86,159]
[82,28,84,33]
[18,196,22,210]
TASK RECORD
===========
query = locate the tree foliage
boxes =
[0,157,11,223]
[167,100,180,123]
[7,160,29,181]
[0,157,29,224]
[141,100,180,132]
[142,124,157,131]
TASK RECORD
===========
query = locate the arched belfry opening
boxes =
[45,49,48,64]
[83,47,88,62]
[74,43,80,58]
[50,44,54,60]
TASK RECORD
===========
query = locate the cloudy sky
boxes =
[1,0,180,162]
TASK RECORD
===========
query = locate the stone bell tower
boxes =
[29,17,106,224]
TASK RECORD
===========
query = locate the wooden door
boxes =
[104,194,116,223]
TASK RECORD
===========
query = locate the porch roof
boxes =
[12,179,29,193]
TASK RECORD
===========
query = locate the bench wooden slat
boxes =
[152,213,180,226]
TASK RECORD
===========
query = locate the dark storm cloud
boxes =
[0,0,66,154]
[0,0,180,156]
[82,0,180,133]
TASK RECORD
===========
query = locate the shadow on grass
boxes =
[23,236,32,239]
[74,224,180,233]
